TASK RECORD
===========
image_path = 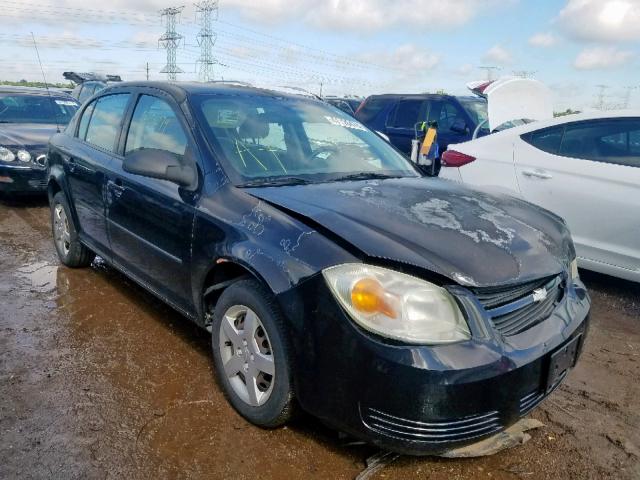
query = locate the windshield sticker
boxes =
[324,116,367,131]
[54,100,77,106]
[217,109,241,127]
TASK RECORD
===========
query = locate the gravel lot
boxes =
[1,197,639,480]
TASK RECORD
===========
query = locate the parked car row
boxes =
[0,86,79,194]
[35,81,590,455]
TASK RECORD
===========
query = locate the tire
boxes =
[211,279,295,428]
[50,191,95,268]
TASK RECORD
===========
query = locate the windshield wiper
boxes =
[236,176,314,188]
[330,172,402,182]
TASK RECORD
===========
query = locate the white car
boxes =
[440,110,640,283]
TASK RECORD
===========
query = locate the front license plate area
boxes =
[546,335,581,393]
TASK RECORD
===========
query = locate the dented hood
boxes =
[248,178,574,287]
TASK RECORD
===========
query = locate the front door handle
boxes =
[107,179,125,200]
[522,169,553,180]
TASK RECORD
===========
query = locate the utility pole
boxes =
[512,70,537,79]
[594,84,610,111]
[622,86,637,109]
[478,66,500,81]
[319,81,323,98]
[195,1,219,82]
[159,6,184,81]
[146,62,150,81]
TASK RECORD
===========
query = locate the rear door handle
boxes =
[522,169,552,180]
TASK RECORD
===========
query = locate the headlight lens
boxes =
[323,264,471,344]
[16,150,31,163]
[570,258,579,280]
[0,146,15,162]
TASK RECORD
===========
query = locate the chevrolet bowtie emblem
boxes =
[532,288,548,302]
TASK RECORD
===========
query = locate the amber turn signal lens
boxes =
[351,278,396,317]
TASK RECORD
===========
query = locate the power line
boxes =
[159,6,185,81]
[194,1,219,82]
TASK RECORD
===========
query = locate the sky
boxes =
[1,0,639,111]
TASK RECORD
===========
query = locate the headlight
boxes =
[16,150,31,163]
[570,258,579,280]
[0,146,15,162]
[323,264,471,344]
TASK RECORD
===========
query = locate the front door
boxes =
[385,99,427,155]
[106,93,198,311]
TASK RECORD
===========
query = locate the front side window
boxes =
[0,93,78,125]
[85,94,130,152]
[522,126,564,155]
[389,99,424,129]
[193,94,419,184]
[437,102,463,131]
[125,95,187,157]
[559,119,640,167]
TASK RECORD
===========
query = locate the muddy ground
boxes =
[0,196,638,480]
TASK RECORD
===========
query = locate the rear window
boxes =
[355,96,392,124]
[84,93,130,152]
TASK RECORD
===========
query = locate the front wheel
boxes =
[51,191,95,268]
[211,279,295,427]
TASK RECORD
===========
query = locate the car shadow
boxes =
[0,193,49,209]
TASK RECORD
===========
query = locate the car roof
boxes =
[0,85,74,97]
[101,81,323,104]
[364,93,481,102]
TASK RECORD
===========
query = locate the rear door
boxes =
[384,98,427,155]
[65,93,131,257]
[106,91,199,311]
[515,118,640,275]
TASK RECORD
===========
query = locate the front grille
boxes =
[27,178,48,190]
[474,275,565,336]
[361,407,502,443]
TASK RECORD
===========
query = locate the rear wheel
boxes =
[51,191,95,268]
[211,279,295,427]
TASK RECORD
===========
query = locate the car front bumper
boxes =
[0,165,48,193]
[277,273,591,455]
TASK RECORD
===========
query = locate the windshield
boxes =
[459,97,488,131]
[0,93,78,125]
[192,94,419,185]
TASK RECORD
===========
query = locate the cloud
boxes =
[482,45,512,65]
[359,43,440,73]
[573,46,634,69]
[223,0,514,32]
[528,32,558,48]
[557,0,640,42]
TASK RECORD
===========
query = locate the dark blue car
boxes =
[47,82,590,455]
[355,94,489,173]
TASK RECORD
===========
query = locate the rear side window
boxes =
[388,99,424,129]
[559,119,640,167]
[77,101,96,140]
[522,126,564,155]
[125,95,187,157]
[85,94,130,152]
[355,97,391,124]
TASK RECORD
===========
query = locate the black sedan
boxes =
[0,86,78,194]
[46,82,590,455]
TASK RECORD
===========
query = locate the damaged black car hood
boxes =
[247,177,574,287]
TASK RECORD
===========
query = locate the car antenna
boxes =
[31,32,61,133]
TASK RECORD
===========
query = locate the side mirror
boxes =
[450,118,468,135]
[123,148,196,187]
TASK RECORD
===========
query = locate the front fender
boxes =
[190,184,359,320]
